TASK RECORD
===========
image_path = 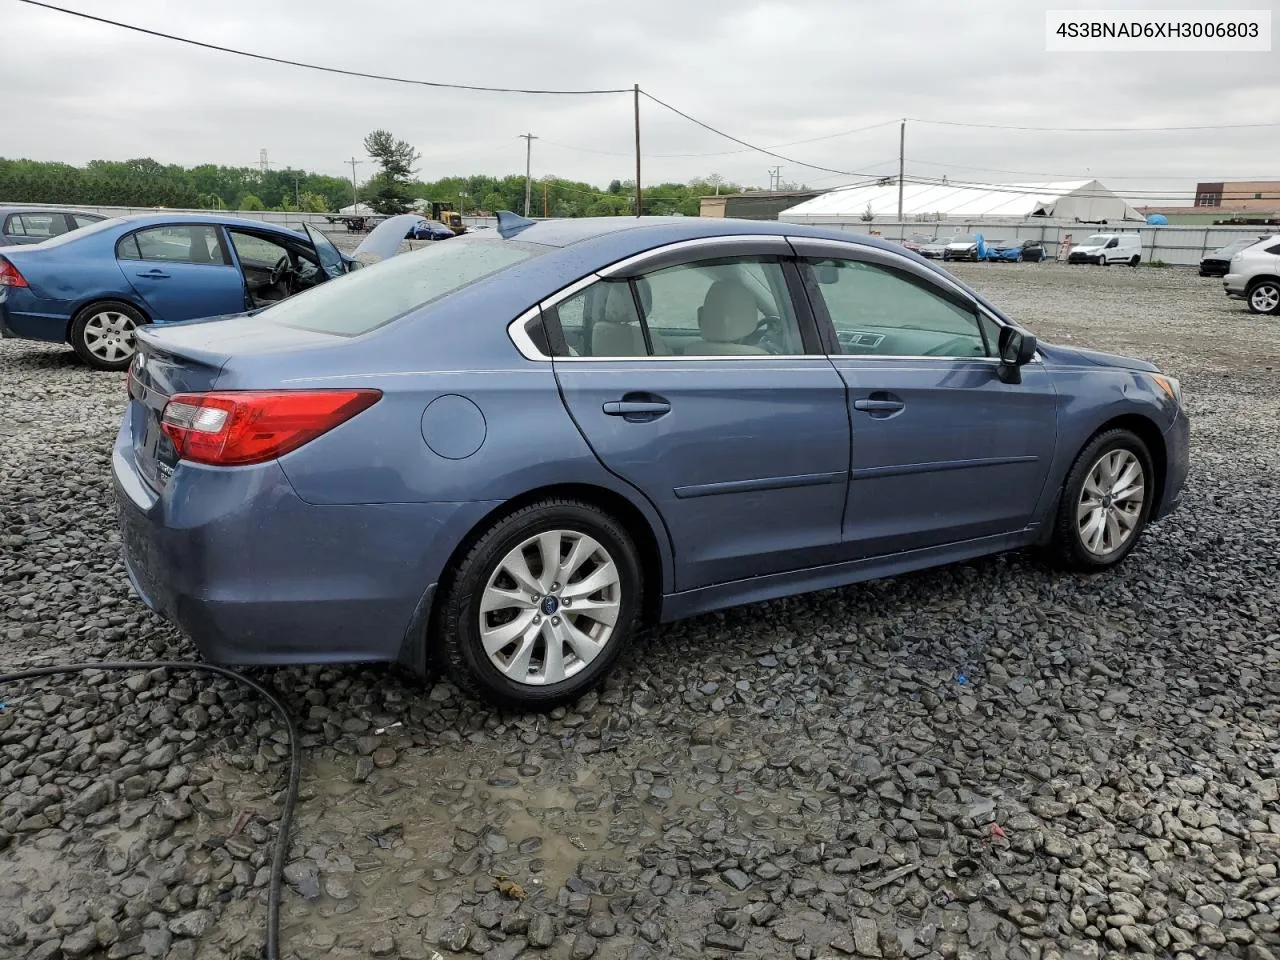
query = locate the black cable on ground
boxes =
[0,660,301,960]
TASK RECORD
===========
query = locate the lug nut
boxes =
[551,581,561,591]
[533,615,542,624]
[551,616,561,626]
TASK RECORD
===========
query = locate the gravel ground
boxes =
[2,261,1278,960]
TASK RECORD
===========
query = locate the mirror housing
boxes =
[996,326,1037,384]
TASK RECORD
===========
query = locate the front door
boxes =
[545,248,851,591]
[793,243,1059,557]
[118,223,247,322]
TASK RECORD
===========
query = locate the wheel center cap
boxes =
[540,596,560,616]
[1102,494,1113,508]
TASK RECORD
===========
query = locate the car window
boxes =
[548,257,804,358]
[642,258,803,355]
[121,225,227,265]
[4,215,25,236]
[1267,243,1280,256]
[73,214,104,229]
[229,231,289,266]
[805,258,988,359]
[259,236,540,337]
[553,280,646,357]
[15,213,67,238]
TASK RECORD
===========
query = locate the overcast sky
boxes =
[5,0,1277,203]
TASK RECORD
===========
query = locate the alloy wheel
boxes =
[1250,283,1280,314]
[478,529,622,686]
[1077,449,1145,557]
[82,310,138,364]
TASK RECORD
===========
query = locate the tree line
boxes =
[0,153,760,219]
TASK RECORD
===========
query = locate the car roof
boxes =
[505,215,912,257]
[0,206,104,216]
[114,212,306,234]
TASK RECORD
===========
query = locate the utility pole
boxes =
[294,173,301,210]
[347,157,362,211]
[897,120,905,222]
[259,148,270,174]
[543,179,549,218]
[519,133,538,217]
[767,166,781,191]
[633,83,642,217]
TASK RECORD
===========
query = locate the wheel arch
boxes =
[409,481,672,676]
[66,296,153,343]
[1038,412,1169,543]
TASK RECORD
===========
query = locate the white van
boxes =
[1067,233,1142,267]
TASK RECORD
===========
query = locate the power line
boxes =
[889,174,1258,202]
[540,120,903,161]
[905,157,1280,182]
[639,91,893,178]
[906,116,1280,132]
[15,0,630,95]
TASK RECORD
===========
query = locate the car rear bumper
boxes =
[1222,274,1248,298]
[1152,406,1190,521]
[111,416,498,670]
[0,289,70,342]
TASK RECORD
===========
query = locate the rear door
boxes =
[542,238,852,591]
[791,237,1058,557]
[117,223,247,322]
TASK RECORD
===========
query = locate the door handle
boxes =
[853,399,904,413]
[602,400,671,417]
[136,270,170,279]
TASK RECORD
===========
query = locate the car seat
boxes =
[691,280,766,355]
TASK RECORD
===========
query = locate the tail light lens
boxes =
[0,257,28,288]
[160,389,381,466]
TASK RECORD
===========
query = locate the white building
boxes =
[779,179,1145,224]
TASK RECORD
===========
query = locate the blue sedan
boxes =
[114,213,1190,709]
[0,212,411,370]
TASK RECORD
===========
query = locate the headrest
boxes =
[600,282,638,324]
[699,280,759,342]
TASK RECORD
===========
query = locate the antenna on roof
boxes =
[495,210,536,238]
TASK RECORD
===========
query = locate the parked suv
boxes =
[1223,235,1280,315]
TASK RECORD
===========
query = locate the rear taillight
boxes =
[0,258,28,288]
[160,389,381,466]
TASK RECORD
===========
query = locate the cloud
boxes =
[3,0,1277,198]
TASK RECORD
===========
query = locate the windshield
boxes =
[951,235,977,244]
[24,215,127,248]
[1083,235,1111,246]
[260,235,542,336]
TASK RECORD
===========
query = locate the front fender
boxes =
[1034,362,1178,528]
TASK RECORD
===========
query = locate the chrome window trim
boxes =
[506,233,1042,364]
[596,234,794,278]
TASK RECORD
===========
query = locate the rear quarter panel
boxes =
[4,233,151,327]
[208,264,679,592]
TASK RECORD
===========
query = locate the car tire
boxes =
[436,498,643,710]
[1129,255,1141,267]
[1245,279,1280,315]
[1097,256,1108,266]
[1051,428,1155,571]
[69,300,147,371]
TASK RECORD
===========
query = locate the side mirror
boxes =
[996,326,1037,384]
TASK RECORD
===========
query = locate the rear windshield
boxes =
[260,236,542,337]
[26,216,127,248]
